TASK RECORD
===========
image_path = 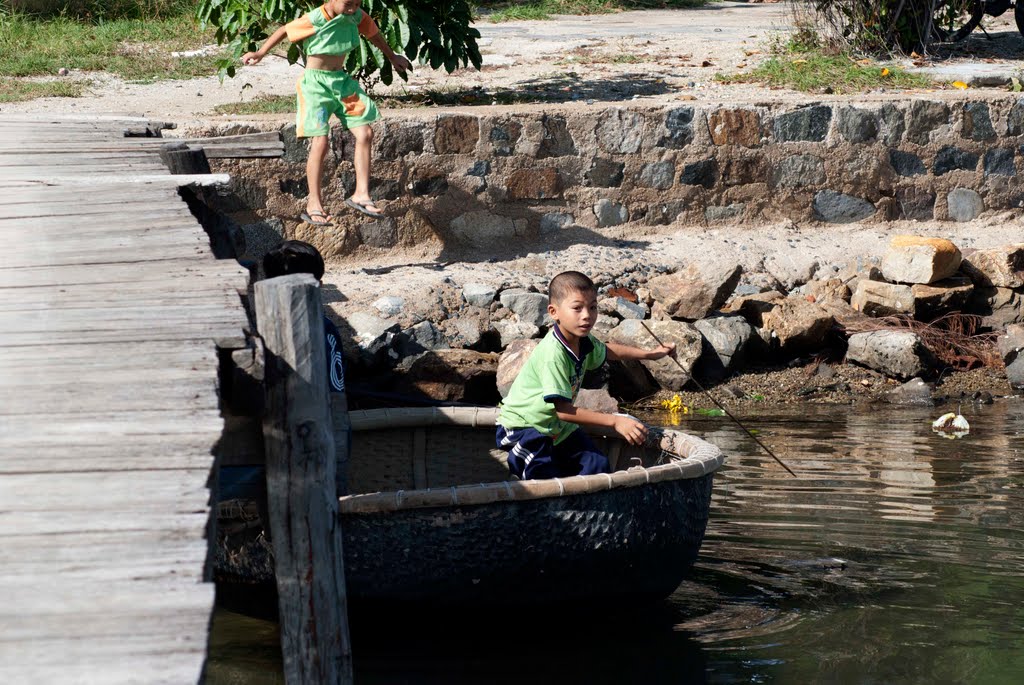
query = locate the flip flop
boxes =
[344,198,385,219]
[300,210,332,226]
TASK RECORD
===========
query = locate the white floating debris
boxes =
[932,412,970,439]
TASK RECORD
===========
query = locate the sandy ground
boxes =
[1,2,794,124]
[5,1,1024,127]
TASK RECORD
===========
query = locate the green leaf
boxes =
[695,408,726,417]
[379,58,393,86]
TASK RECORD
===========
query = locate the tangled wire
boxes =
[842,312,1003,370]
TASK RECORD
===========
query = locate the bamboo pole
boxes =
[255,274,352,685]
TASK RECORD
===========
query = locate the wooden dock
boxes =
[0,114,252,683]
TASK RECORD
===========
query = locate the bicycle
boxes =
[931,0,1024,43]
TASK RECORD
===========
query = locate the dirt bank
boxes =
[631,363,1010,412]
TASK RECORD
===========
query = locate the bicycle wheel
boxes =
[931,0,985,42]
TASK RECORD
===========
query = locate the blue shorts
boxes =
[496,425,610,480]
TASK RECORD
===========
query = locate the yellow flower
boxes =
[660,394,690,418]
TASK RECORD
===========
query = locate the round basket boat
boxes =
[337,406,724,606]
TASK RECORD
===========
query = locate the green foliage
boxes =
[197,0,482,85]
[803,0,982,54]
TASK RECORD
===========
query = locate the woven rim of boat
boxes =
[339,406,724,514]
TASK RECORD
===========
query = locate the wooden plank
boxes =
[0,306,250,337]
[257,274,353,685]
[0,172,231,186]
[0,209,194,225]
[2,244,218,268]
[0,511,212,537]
[0,470,213,514]
[0,152,158,166]
[0,379,221,415]
[0,131,282,149]
[0,259,250,290]
[0,433,222,473]
[0,162,169,173]
[0,186,181,204]
[0,325,249,349]
[0,230,214,255]
[0,288,242,312]
[0,113,253,682]
[0,532,210,581]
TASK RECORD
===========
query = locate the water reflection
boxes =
[208,401,1024,684]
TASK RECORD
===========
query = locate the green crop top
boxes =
[285,5,379,57]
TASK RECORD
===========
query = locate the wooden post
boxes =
[255,274,352,685]
[159,141,211,175]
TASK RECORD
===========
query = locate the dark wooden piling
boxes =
[255,273,353,685]
[159,142,212,175]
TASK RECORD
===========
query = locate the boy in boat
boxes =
[241,0,412,224]
[496,271,675,480]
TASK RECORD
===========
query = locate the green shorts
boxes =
[295,68,380,138]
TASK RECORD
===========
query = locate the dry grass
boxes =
[842,313,1003,370]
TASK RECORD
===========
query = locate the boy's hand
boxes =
[651,342,676,360]
[241,52,262,66]
[390,53,413,76]
[613,414,649,446]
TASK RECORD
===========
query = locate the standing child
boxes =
[496,271,676,480]
[241,0,412,224]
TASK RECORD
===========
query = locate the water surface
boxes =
[207,401,1024,684]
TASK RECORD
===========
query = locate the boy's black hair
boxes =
[549,271,596,304]
[263,240,325,281]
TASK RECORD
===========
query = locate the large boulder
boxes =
[846,330,935,379]
[493,319,541,348]
[499,289,550,327]
[575,388,619,413]
[968,287,1024,330]
[397,320,445,355]
[910,276,975,320]
[880,235,962,284]
[496,339,539,398]
[884,377,935,405]
[606,319,703,390]
[397,349,500,403]
[851,280,915,317]
[694,315,754,378]
[961,244,1024,288]
[462,282,498,307]
[999,324,1024,392]
[722,290,784,326]
[344,311,400,366]
[647,263,743,320]
[761,298,835,353]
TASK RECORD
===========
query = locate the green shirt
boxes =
[498,327,607,445]
[285,6,378,58]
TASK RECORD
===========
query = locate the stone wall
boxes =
[208,96,1024,260]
